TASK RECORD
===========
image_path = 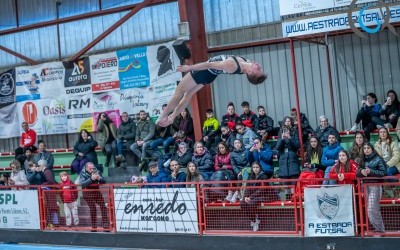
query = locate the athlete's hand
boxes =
[177,65,190,72]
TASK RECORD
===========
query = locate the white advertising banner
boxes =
[66,94,93,133]
[114,188,198,234]
[304,185,355,237]
[0,190,40,230]
[89,52,120,93]
[0,103,20,138]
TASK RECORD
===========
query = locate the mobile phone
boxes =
[387,97,391,102]
[362,95,367,101]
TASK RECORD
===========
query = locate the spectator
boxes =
[72,129,98,174]
[220,125,236,152]
[59,171,79,228]
[192,141,214,181]
[321,133,344,185]
[186,162,205,188]
[214,142,233,174]
[374,90,399,129]
[255,105,277,142]
[202,109,219,150]
[290,107,315,145]
[97,112,118,167]
[39,159,59,228]
[247,138,274,178]
[150,104,171,157]
[350,132,367,165]
[78,162,108,231]
[130,110,155,170]
[374,127,400,177]
[0,173,11,186]
[146,161,168,188]
[231,139,250,177]
[33,140,55,174]
[167,160,187,187]
[276,116,300,179]
[163,109,194,152]
[26,161,47,185]
[15,122,37,165]
[329,150,358,185]
[23,148,35,173]
[113,112,136,166]
[235,123,257,150]
[221,102,240,130]
[315,115,341,148]
[240,101,257,130]
[9,160,29,186]
[356,142,387,234]
[350,92,381,140]
[162,142,193,174]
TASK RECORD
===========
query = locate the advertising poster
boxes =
[0,69,16,106]
[89,52,120,93]
[63,58,92,95]
[0,103,20,138]
[117,46,150,89]
[66,94,93,133]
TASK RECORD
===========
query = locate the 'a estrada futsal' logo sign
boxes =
[318,193,339,220]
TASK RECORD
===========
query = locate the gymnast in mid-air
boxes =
[156,55,267,127]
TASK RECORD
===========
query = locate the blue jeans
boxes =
[162,137,175,154]
[323,166,337,185]
[115,139,124,155]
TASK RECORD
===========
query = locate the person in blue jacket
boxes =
[247,138,274,179]
[167,160,187,188]
[321,133,344,185]
[146,161,168,188]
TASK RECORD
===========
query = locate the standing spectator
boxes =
[350,92,381,140]
[186,162,205,188]
[202,109,219,150]
[113,112,136,165]
[231,139,250,177]
[329,150,358,185]
[247,138,274,178]
[9,160,29,186]
[59,171,79,227]
[167,160,187,187]
[78,162,108,231]
[374,127,400,177]
[290,108,315,145]
[192,141,214,181]
[34,140,55,174]
[276,116,300,179]
[220,126,236,152]
[146,161,168,188]
[71,129,98,174]
[350,132,367,165]
[240,101,257,130]
[356,142,387,234]
[221,102,240,130]
[321,133,344,185]
[39,159,59,228]
[130,110,155,170]
[315,115,341,148]
[374,90,399,129]
[97,112,118,167]
[15,122,37,165]
[255,105,276,141]
[235,123,257,150]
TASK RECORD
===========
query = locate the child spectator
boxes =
[255,105,277,141]
[240,101,257,130]
[329,150,358,185]
[59,171,79,228]
[186,162,205,188]
[231,139,249,177]
[235,123,257,150]
[202,109,219,150]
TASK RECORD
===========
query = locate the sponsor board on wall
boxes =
[304,185,355,237]
[0,190,41,230]
[89,52,120,93]
[0,103,20,138]
[92,92,122,131]
[64,58,92,95]
[114,188,199,234]
[66,94,93,133]
[0,69,16,106]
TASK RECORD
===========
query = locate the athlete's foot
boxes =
[155,114,167,125]
[164,114,175,126]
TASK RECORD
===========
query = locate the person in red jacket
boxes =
[59,171,79,227]
[15,122,37,165]
[329,150,358,185]
[221,102,240,130]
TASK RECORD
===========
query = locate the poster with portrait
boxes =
[63,58,92,95]
[0,69,16,106]
[92,92,122,131]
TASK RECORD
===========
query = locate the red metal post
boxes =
[0,45,39,65]
[325,44,337,128]
[289,39,305,163]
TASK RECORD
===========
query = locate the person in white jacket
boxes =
[10,160,29,186]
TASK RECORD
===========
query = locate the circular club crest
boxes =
[0,73,15,96]
[22,102,38,126]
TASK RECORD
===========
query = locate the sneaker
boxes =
[115,154,125,162]
[350,124,358,132]
[376,125,383,129]
[385,123,393,129]
[251,218,260,232]
[230,191,239,203]
[224,191,233,202]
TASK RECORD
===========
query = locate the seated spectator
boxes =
[146,161,168,188]
[329,150,357,184]
[163,109,194,152]
[235,123,257,150]
[59,171,79,227]
[247,138,274,178]
[186,162,205,188]
[356,142,387,234]
[322,133,344,185]
[167,160,187,187]
[214,142,233,175]
[26,161,47,185]
[97,112,118,168]
[23,148,35,172]
[162,142,193,174]
[15,122,37,165]
[255,105,277,141]
[172,131,194,153]
[374,90,399,129]
[240,101,257,130]
[192,141,214,181]
[315,115,341,148]
[220,125,236,152]
[221,102,240,130]
[231,139,250,177]
[374,127,400,177]
[72,129,99,174]
[202,109,219,150]
[350,132,367,165]
[33,140,54,174]
[10,160,29,186]
[350,92,381,140]
[113,112,136,166]
[0,173,11,186]
[276,116,300,179]
[290,107,315,145]
[150,104,171,157]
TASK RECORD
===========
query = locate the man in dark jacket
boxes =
[315,115,341,148]
[255,106,277,141]
[220,126,236,152]
[78,162,109,231]
[113,112,136,165]
[290,107,315,145]
[240,101,258,130]
[167,160,187,188]
[33,140,55,175]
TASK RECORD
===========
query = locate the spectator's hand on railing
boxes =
[244,197,251,203]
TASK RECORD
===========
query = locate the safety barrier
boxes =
[1,177,399,237]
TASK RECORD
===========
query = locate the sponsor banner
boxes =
[63,58,92,95]
[89,52,120,93]
[66,94,93,133]
[282,4,400,37]
[0,103,20,138]
[114,188,198,234]
[0,190,40,230]
[0,69,16,105]
[15,62,65,102]
[92,92,122,131]
[304,185,355,237]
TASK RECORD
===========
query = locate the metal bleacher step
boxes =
[108,166,140,177]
